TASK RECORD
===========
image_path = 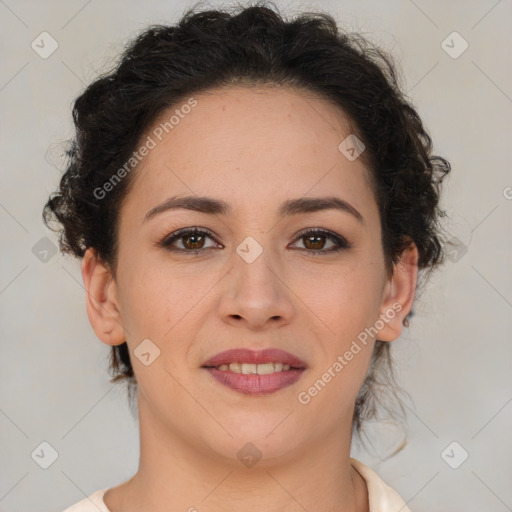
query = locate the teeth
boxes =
[216,362,293,373]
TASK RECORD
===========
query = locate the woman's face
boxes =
[85,85,415,465]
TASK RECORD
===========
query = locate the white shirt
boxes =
[62,458,411,512]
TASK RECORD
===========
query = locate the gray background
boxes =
[1,0,511,511]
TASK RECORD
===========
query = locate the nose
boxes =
[217,248,295,330]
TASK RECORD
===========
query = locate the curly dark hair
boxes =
[42,1,451,446]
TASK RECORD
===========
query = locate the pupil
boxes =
[182,234,326,250]
[306,235,324,250]
[186,234,203,249]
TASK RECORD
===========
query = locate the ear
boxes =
[81,247,125,346]
[376,240,419,342]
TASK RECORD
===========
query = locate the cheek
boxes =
[296,338,374,431]
[117,255,218,359]
[302,258,383,323]
[297,260,383,383]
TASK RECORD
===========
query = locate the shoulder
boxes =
[61,489,110,512]
[350,458,411,512]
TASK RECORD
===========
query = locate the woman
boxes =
[44,2,451,511]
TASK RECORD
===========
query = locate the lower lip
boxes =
[203,367,305,395]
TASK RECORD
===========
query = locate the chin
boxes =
[198,423,304,467]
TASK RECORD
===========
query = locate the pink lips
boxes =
[202,348,308,368]
[201,348,308,396]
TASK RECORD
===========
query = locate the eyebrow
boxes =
[144,195,364,223]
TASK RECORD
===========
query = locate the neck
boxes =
[105,395,369,512]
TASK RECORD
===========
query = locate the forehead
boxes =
[146,84,362,165]
[124,85,377,222]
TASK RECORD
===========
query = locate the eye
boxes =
[158,227,351,255]
[289,228,350,255]
[158,227,220,253]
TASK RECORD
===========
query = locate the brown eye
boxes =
[158,227,350,256]
[181,232,206,250]
[303,233,327,250]
[291,229,350,255]
[159,228,219,253]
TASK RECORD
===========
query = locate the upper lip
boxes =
[202,348,308,369]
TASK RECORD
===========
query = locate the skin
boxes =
[82,84,418,512]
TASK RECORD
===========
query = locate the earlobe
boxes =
[81,248,125,346]
[377,240,419,342]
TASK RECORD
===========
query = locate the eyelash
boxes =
[157,226,351,256]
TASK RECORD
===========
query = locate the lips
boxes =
[202,348,308,369]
